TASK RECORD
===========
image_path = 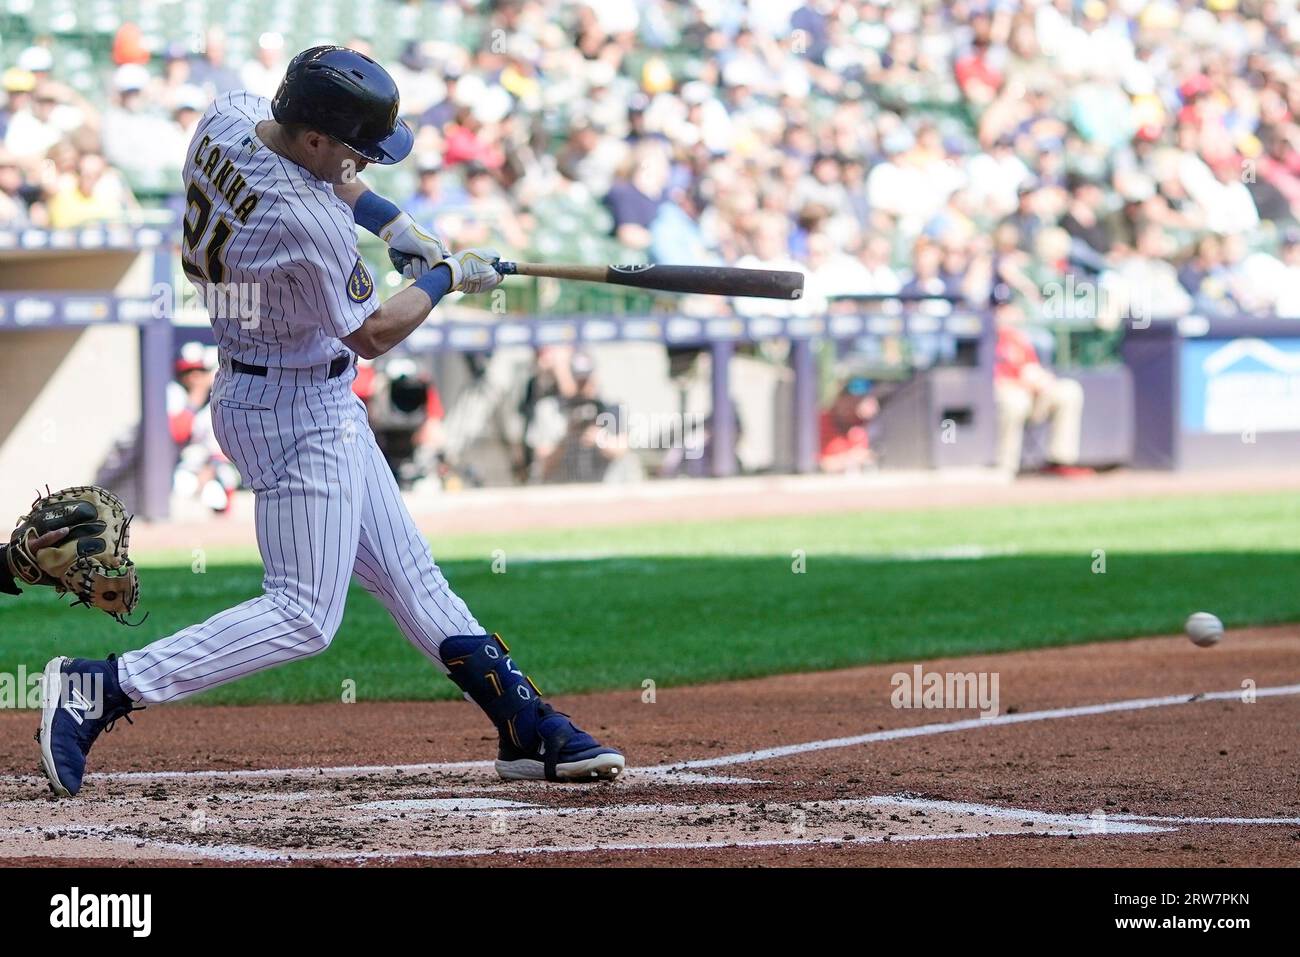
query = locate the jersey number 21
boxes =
[182,183,233,284]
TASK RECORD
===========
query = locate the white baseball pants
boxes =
[117,365,483,704]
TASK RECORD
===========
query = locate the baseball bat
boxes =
[388,250,804,300]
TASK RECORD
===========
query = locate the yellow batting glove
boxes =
[381,212,450,279]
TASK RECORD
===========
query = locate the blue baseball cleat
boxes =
[37,655,138,798]
[494,699,626,782]
[441,633,625,782]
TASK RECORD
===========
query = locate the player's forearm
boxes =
[343,187,449,279]
[0,545,19,596]
[343,264,453,359]
[339,182,403,238]
[334,180,368,208]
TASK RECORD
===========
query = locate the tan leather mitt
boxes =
[7,486,141,624]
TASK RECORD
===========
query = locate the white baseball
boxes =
[1185,612,1224,647]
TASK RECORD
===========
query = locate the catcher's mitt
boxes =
[6,486,141,624]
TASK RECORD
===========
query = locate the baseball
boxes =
[1185,612,1224,647]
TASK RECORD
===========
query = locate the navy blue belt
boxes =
[232,356,351,379]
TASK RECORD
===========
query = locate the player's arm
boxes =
[0,544,16,596]
[341,250,503,359]
[336,180,448,278]
[342,265,452,359]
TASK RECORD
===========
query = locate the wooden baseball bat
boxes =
[388,250,805,300]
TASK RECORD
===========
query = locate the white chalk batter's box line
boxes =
[6,679,1295,789]
[0,766,761,788]
[0,823,1040,863]
[4,680,1298,862]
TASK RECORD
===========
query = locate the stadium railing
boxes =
[12,233,1297,516]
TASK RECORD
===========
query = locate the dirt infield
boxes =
[2,626,1296,867]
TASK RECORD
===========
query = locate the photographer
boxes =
[539,352,634,484]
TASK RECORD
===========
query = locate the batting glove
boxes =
[441,248,504,295]
[381,211,450,279]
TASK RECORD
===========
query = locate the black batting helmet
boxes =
[271,46,414,165]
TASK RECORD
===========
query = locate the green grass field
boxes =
[2,490,1297,706]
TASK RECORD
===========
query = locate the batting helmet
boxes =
[271,46,414,165]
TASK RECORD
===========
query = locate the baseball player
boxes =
[38,47,624,798]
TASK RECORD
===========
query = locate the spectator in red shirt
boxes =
[441,105,504,171]
[167,342,214,445]
[954,19,1003,108]
[1254,128,1300,212]
[820,377,879,474]
[993,301,1089,476]
[168,342,237,512]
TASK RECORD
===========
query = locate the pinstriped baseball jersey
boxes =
[182,91,377,371]
[115,90,486,705]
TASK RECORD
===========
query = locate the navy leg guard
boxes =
[441,632,543,752]
[441,633,624,782]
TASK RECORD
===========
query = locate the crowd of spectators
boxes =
[6,2,1300,320]
[7,2,1300,486]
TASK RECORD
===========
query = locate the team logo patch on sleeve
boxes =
[347,258,375,303]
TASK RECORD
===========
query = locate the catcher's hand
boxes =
[6,486,141,624]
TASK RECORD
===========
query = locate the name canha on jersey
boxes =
[182,91,378,369]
